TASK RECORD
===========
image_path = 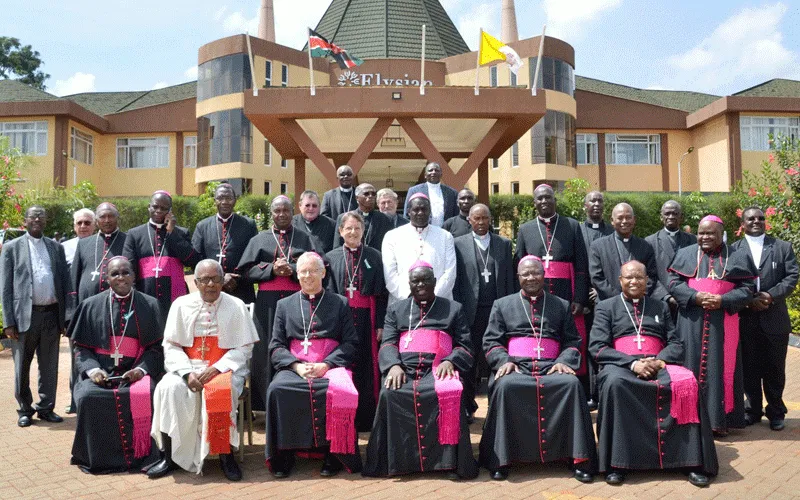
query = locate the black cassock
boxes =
[292,214,336,254]
[325,244,387,431]
[442,214,471,238]
[579,220,613,257]
[69,290,164,474]
[122,222,197,314]
[321,187,358,222]
[192,213,258,303]
[668,244,756,432]
[589,233,662,300]
[237,227,316,411]
[68,230,127,318]
[265,291,362,473]
[333,209,393,251]
[363,297,478,478]
[590,295,718,475]
[479,291,597,472]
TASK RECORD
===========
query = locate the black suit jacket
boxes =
[589,233,661,300]
[453,233,515,326]
[403,182,459,221]
[645,229,697,301]
[732,236,799,334]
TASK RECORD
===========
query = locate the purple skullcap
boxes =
[535,183,553,190]
[107,255,130,263]
[408,192,430,202]
[700,215,724,225]
[153,190,172,198]
[518,255,542,270]
[409,260,434,271]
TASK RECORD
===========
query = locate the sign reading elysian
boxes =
[338,70,433,87]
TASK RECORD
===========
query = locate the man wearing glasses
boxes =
[63,208,96,267]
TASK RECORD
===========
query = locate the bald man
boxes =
[442,189,476,238]
[403,162,459,226]
[321,165,358,221]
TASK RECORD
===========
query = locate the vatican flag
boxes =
[479,30,523,75]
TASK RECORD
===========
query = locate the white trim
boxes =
[116,136,170,170]
[605,133,660,165]
[0,120,48,156]
[183,136,197,168]
[265,60,273,88]
[70,126,94,165]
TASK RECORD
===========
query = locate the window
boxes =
[510,69,517,87]
[281,64,288,87]
[183,136,197,168]
[264,139,272,166]
[576,134,598,165]
[529,56,575,97]
[490,66,498,88]
[264,181,272,194]
[280,182,288,194]
[196,109,253,166]
[512,142,519,167]
[265,60,272,88]
[740,116,800,151]
[280,157,288,169]
[605,134,661,165]
[491,158,499,169]
[531,110,576,166]
[0,121,47,155]
[70,127,93,165]
[116,137,169,169]
[511,182,520,195]
[197,54,253,101]
[491,183,500,195]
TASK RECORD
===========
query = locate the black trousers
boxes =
[740,315,789,421]
[463,304,493,412]
[11,308,61,416]
[581,311,598,402]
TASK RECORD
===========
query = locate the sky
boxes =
[4,0,800,97]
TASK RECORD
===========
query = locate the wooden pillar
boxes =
[53,116,69,187]
[175,132,184,195]
[727,112,743,188]
[477,158,490,204]
[597,133,607,191]
[294,157,306,199]
[660,133,669,192]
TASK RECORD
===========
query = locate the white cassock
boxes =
[381,223,456,306]
[151,292,259,473]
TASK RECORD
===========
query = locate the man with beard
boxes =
[590,260,717,487]
[237,195,317,411]
[377,188,409,228]
[192,183,258,303]
[333,183,393,251]
[479,256,597,482]
[668,215,756,435]
[403,162,459,226]
[364,262,478,479]
[69,256,164,474]
[321,165,358,221]
[292,190,336,254]
[442,189,476,238]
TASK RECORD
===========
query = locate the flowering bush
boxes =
[0,136,27,236]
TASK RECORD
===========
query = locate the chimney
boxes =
[501,0,519,43]
[258,0,275,42]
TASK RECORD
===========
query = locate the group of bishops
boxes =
[3,166,796,488]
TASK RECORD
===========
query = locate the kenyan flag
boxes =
[308,28,364,70]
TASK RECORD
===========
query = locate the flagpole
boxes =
[532,24,546,96]
[307,28,316,96]
[420,24,426,95]
[475,28,482,96]
[245,32,259,96]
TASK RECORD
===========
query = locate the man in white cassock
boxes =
[382,193,456,307]
[148,259,259,481]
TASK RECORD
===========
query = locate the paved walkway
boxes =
[1,339,798,499]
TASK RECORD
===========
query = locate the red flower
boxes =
[765,222,773,231]
[787,168,799,176]
[785,220,790,229]
[788,199,793,206]
[736,208,743,217]
[765,207,777,217]
[14,203,21,213]
[748,188,757,197]
[735,226,743,237]
[769,154,775,163]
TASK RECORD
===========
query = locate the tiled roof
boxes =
[0,79,61,103]
[310,0,470,60]
[576,76,720,113]
[734,78,800,98]
[63,82,196,116]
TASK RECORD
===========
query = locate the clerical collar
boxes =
[745,234,765,244]
[416,225,429,234]
[302,290,323,300]
[217,213,233,223]
[302,215,318,224]
[472,231,490,242]
[202,294,223,307]
[149,219,165,229]
[587,220,602,229]
[359,209,371,217]
[663,228,678,237]
[521,290,542,302]
[339,187,352,193]
[538,214,556,223]
[101,229,119,238]
[272,226,290,234]
[345,243,361,251]
[113,289,133,300]
[703,245,723,256]
[615,233,631,243]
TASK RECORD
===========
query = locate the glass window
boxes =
[740,116,800,151]
[197,109,253,166]
[116,137,170,169]
[280,182,288,194]
[281,157,288,168]
[510,69,517,87]
[491,183,499,195]
[0,121,47,156]
[605,134,661,165]
[490,66,498,88]
[531,110,577,166]
[264,139,272,166]
[576,134,598,165]
[281,64,288,87]
[197,54,253,102]
[184,136,197,168]
[529,57,575,97]
[70,127,93,165]
[491,158,499,169]
[264,181,271,194]
[511,182,519,195]
[265,60,272,88]
[512,142,519,167]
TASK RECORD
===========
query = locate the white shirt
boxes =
[382,223,456,305]
[63,236,79,266]
[26,234,57,306]
[473,231,490,251]
[745,233,765,292]
[427,182,445,226]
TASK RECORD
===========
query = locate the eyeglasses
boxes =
[196,276,224,285]
[76,221,93,226]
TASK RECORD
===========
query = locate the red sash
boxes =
[96,336,143,359]
[258,276,301,292]
[613,335,664,357]
[507,337,561,360]
[139,256,186,302]
[543,261,587,376]
[184,336,233,454]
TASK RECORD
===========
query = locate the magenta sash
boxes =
[399,329,462,445]
[348,290,380,403]
[289,339,358,454]
[543,261,587,376]
[507,337,561,359]
[129,375,153,458]
[258,276,301,292]
[613,335,664,357]
[139,256,186,302]
[688,278,738,413]
[96,336,143,359]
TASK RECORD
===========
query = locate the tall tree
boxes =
[0,37,49,90]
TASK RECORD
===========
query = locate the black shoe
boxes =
[712,429,729,438]
[587,399,598,412]
[64,405,76,415]
[687,471,710,487]
[320,454,342,477]
[446,471,461,481]
[219,453,242,481]
[17,415,32,427]
[491,468,509,481]
[465,410,475,425]
[272,469,290,479]
[574,469,593,483]
[147,433,177,479]
[37,411,63,423]
[605,471,625,485]
[769,419,785,431]
[744,414,761,426]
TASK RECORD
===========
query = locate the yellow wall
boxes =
[576,164,600,189]
[606,164,662,191]
[665,130,696,192]
[67,119,101,189]
[690,116,730,192]
[0,116,56,191]
[93,132,177,197]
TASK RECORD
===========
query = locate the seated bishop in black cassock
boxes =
[590,260,717,487]
[479,256,597,482]
[363,261,478,479]
[69,257,164,474]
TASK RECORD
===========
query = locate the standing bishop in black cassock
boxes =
[441,189,476,238]
[69,257,164,474]
[191,184,258,303]
[292,191,337,254]
[479,256,597,482]
[332,183,393,251]
[321,165,358,221]
[325,212,386,431]
[266,253,362,478]
[590,260,717,487]
[364,262,478,479]
[668,215,756,434]
[122,191,198,314]
[237,195,317,411]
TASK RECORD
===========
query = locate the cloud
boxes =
[214,6,228,21]
[217,1,334,49]
[184,65,198,80]
[151,82,169,90]
[222,10,258,34]
[661,2,800,94]
[457,2,500,50]
[52,72,96,96]
[543,0,622,40]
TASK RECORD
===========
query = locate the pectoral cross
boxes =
[542,253,554,269]
[197,342,210,360]
[216,252,226,262]
[533,344,544,359]
[90,270,101,281]
[634,335,645,351]
[301,338,313,355]
[152,265,162,278]
[110,350,123,367]
[707,268,718,280]
[481,268,492,283]
[346,283,357,298]
[403,333,413,349]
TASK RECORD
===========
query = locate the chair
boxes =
[236,302,256,461]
